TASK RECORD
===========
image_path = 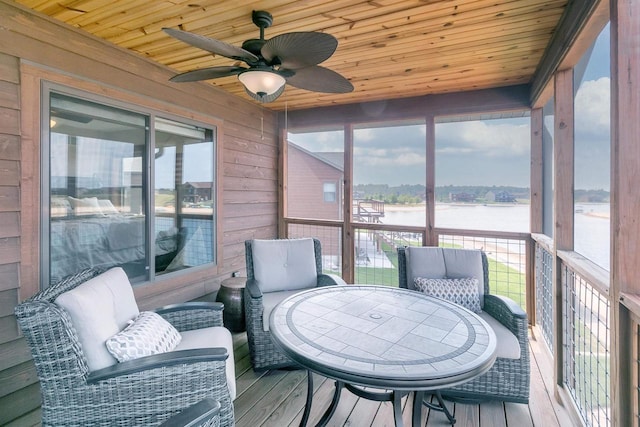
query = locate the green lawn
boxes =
[353,239,527,306]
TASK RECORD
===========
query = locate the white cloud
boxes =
[436,119,530,158]
[575,77,610,136]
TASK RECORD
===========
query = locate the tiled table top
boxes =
[270,285,497,390]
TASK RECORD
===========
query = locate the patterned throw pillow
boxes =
[106,311,181,362]
[414,277,482,313]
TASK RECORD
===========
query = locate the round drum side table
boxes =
[215,277,246,332]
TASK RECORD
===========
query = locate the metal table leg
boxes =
[316,380,344,427]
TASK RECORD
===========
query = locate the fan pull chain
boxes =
[261,113,264,140]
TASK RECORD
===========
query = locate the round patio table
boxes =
[269,285,497,427]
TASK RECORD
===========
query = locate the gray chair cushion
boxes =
[175,326,237,400]
[405,247,446,291]
[442,248,485,307]
[261,289,312,331]
[478,312,521,359]
[251,238,318,293]
[55,267,139,371]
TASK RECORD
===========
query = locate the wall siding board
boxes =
[0,315,19,344]
[0,237,20,264]
[223,163,278,181]
[0,337,32,372]
[0,186,19,212]
[0,159,19,186]
[0,288,18,317]
[0,80,19,109]
[0,53,19,84]
[0,134,20,160]
[0,107,19,135]
[0,263,18,292]
[0,212,19,238]
[0,360,38,399]
[0,2,279,424]
[0,383,41,426]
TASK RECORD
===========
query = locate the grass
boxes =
[353,239,527,307]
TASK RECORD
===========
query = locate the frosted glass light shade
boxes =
[238,70,286,96]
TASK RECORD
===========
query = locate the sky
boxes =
[288,25,611,191]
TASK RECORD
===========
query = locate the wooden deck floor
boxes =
[231,327,580,427]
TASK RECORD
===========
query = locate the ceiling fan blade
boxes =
[163,28,258,63]
[262,32,338,69]
[285,66,353,93]
[169,66,246,83]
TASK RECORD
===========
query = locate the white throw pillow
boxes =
[414,277,482,313]
[68,196,102,215]
[106,311,181,362]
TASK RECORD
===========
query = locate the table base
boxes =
[299,371,456,427]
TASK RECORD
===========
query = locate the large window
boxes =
[353,122,427,227]
[44,89,216,285]
[435,116,531,232]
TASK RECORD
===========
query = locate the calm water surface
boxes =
[381,203,610,270]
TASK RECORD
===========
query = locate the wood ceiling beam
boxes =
[283,84,530,128]
[529,0,605,106]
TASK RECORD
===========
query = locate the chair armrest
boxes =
[484,294,529,341]
[159,398,221,427]
[484,294,526,319]
[156,302,224,331]
[87,348,228,384]
[246,278,263,299]
[318,273,347,286]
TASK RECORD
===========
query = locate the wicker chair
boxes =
[244,238,345,370]
[160,398,221,427]
[15,267,235,426]
[397,246,530,403]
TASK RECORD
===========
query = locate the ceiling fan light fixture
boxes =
[238,69,286,98]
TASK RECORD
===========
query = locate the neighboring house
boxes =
[287,142,344,220]
[486,190,516,202]
[495,191,516,203]
[287,142,343,268]
[183,181,213,204]
[449,192,476,202]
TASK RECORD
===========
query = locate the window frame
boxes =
[40,81,221,287]
[323,181,337,203]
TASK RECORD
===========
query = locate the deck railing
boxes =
[534,235,555,352]
[284,218,529,310]
[284,217,618,426]
[560,251,611,427]
[437,227,530,309]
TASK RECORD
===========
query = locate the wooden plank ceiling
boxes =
[14,0,568,111]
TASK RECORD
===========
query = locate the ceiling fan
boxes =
[163,10,353,103]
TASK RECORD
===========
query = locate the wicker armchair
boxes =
[244,238,345,370]
[160,398,221,427]
[397,246,530,403]
[15,267,235,426]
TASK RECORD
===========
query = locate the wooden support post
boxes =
[278,117,288,238]
[343,124,354,283]
[610,0,640,424]
[425,115,437,247]
[529,107,544,324]
[553,68,575,390]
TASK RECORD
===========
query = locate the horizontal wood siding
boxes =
[0,1,278,423]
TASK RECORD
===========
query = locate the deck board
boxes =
[232,328,577,426]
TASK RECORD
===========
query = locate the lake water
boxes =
[382,203,610,270]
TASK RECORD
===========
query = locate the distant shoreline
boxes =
[384,202,611,219]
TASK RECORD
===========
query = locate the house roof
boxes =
[288,142,344,172]
[14,0,587,112]
[185,182,213,189]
